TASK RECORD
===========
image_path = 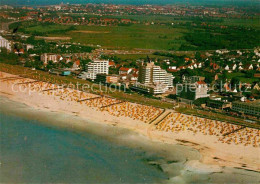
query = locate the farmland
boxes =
[9,15,260,52]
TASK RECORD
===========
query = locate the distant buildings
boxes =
[131,61,174,94]
[41,53,59,64]
[182,76,205,84]
[0,36,11,51]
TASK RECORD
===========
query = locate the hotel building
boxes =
[84,60,109,80]
[131,61,173,94]
[176,77,209,100]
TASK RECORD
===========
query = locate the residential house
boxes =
[238,65,243,70]
[109,61,115,67]
[72,60,80,70]
[210,62,220,70]
[224,65,230,71]
[119,67,132,75]
[230,63,237,71]
[244,64,253,70]
[253,83,260,90]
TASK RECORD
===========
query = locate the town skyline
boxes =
[1,0,260,6]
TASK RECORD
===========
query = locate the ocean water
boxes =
[0,108,168,183]
[0,96,260,184]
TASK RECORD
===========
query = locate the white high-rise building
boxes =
[138,61,173,88]
[83,60,109,80]
[0,36,11,51]
[132,61,174,94]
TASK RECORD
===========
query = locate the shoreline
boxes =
[0,71,259,173]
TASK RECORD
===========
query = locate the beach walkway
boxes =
[17,80,40,85]
[0,77,23,81]
[223,126,246,136]
[41,87,64,92]
[77,96,102,102]
[149,109,171,125]
[100,101,125,108]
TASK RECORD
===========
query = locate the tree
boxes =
[204,73,214,84]
[231,77,240,88]
[173,76,181,84]
[24,60,32,68]
[195,52,202,61]
[181,68,197,77]
[204,60,210,68]
[80,59,92,70]
[46,60,54,71]
[245,70,255,78]
[194,97,209,106]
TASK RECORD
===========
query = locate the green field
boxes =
[51,24,186,50]
[113,54,171,60]
[25,24,72,32]
[226,72,259,83]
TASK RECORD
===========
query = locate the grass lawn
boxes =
[220,18,260,28]
[226,72,259,83]
[113,54,171,60]
[25,24,72,33]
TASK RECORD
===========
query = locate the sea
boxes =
[0,96,259,183]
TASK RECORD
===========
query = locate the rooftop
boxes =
[233,100,260,107]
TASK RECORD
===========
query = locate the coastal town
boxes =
[0,1,260,180]
[0,25,259,122]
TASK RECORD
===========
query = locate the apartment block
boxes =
[41,53,59,64]
[85,60,109,80]
[177,80,209,100]
[132,61,173,94]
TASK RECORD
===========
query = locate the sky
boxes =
[0,0,259,6]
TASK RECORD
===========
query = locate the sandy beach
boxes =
[0,71,259,173]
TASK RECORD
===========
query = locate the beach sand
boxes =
[0,71,259,173]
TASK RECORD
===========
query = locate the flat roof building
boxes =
[85,60,109,80]
[232,100,260,117]
[177,80,209,100]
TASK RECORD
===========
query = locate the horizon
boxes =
[1,0,260,6]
